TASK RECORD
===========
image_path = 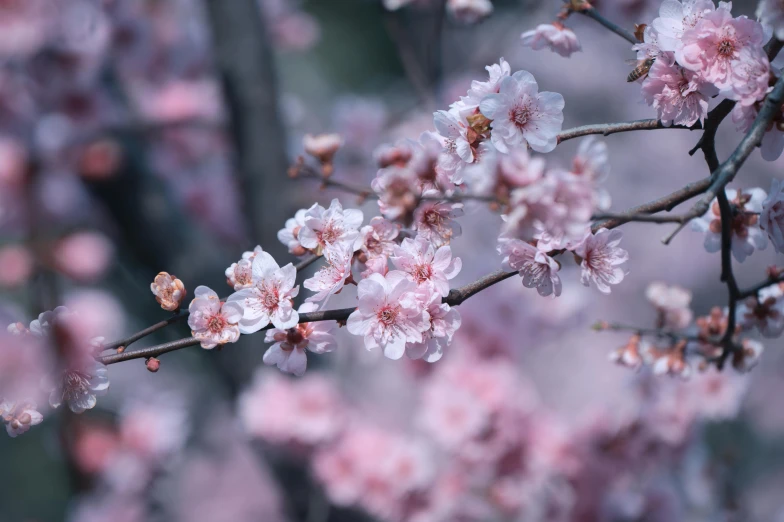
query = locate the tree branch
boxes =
[576,6,638,45]
[558,119,696,144]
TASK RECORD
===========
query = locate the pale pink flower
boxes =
[1,400,43,438]
[48,359,110,414]
[298,198,363,255]
[633,25,664,60]
[640,60,712,127]
[304,243,353,305]
[479,70,564,153]
[374,140,414,168]
[737,285,784,338]
[732,339,764,372]
[150,272,186,312]
[732,103,784,161]
[372,165,420,220]
[408,136,459,189]
[187,286,242,349]
[406,288,461,362]
[391,236,462,297]
[118,399,188,463]
[225,245,265,290]
[651,0,717,52]
[463,146,546,201]
[498,237,562,297]
[136,80,222,123]
[303,133,343,163]
[758,0,784,40]
[574,228,629,294]
[651,350,693,379]
[53,232,114,282]
[240,372,345,445]
[572,137,611,210]
[262,303,336,377]
[226,252,299,332]
[723,46,771,105]
[446,0,493,24]
[450,58,511,112]
[676,6,768,91]
[412,197,464,247]
[277,209,309,257]
[646,282,693,329]
[0,245,32,288]
[760,179,784,252]
[346,271,431,360]
[432,110,475,166]
[690,188,767,262]
[419,381,489,450]
[520,23,581,57]
[356,216,399,277]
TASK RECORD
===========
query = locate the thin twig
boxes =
[577,7,638,45]
[557,119,696,144]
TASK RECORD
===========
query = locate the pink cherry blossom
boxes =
[239,371,345,445]
[356,216,399,277]
[418,378,489,450]
[574,228,629,294]
[479,70,564,153]
[732,103,784,161]
[150,272,186,312]
[412,196,464,247]
[304,243,353,305]
[48,359,110,414]
[372,164,421,220]
[262,303,336,377]
[277,210,309,257]
[757,0,784,40]
[722,47,771,106]
[520,23,581,58]
[690,188,767,262]
[1,400,43,438]
[346,271,431,360]
[640,59,713,127]
[406,288,462,362]
[646,282,693,329]
[651,0,717,52]
[432,109,475,166]
[732,338,764,372]
[676,6,768,91]
[226,251,299,332]
[53,232,114,283]
[450,58,511,112]
[187,286,242,349]
[0,244,32,288]
[572,136,611,210]
[737,285,784,338]
[498,237,562,297]
[303,133,343,163]
[446,0,493,24]
[225,245,264,290]
[761,179,784,253]
[298,198,363,255]
[391,236,462,297]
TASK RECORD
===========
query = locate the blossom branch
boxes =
[574,5,638,45]
[557,119,697,144]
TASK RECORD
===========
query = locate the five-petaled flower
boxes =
[498,237,562,297]
[188,286,243,349]
[390,236,462,297]
[574,228,629,294]
[263,303,337,377]
[298,198,363,255]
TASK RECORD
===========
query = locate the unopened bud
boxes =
[146,357,161,373]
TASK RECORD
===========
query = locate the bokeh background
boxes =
[1,0,784,520]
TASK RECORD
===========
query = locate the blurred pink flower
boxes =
[412,197,464,247]
[446,0,493,24]
[761,179,784,253]
[0,400,43,438]
[53,232,114,282]
[646,282,693,329]
[758,0,784,40]
[521,23,581,57]
[135,80,222,123]
[0,245,32,288]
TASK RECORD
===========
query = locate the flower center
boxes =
[207,314,227,333]
[377,305,400,326]
[318,222,340,245]
[63,370,90,401]
[260,284,280,311]
[413,263,432,283]
[510,106,530,130]
[717,39,735,57]
[423,209,443,227]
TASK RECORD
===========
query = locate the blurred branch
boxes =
[205,0,288,247]
[574,5,637,45]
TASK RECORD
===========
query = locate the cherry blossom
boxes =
[226,251,299,332]
[355,216,399,277]
[732,103,784,161]
[225,245,264,290]
[646,282,693,330]
[446,0,493,24]
[298,198,363,255]
[372,164,421,220]
[737,285,784,338]
[390,236,462,297]
[520,23,581,57]
[574,228,629,294]
[48,359,110,414]
[406,288,462,363]
[651,0,717,52]
[187,286,242,349]
[571,137,611,210]
[609,335,645,371]
[277,210,309,257]
[1,400,43,438]
[304,243,354,305]
[412,197,464,247]
[150,272,186,312]
[760,179,784,253]
[0,245,32,288]
[676,5,768,91]
[432,110,475,167]
[450,58,511,112]
[723,46,771,106]
[479,70,564,153]
[732,339,764,372]
[262,303,337,377]
[498,237,562,297]
[303,133,343,164]
[690,188,767,262]
[757,0,784,40]
[640,59,713,127]
[346,271,430,360]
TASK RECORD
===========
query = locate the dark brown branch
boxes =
[577,6,638,45]
[738,275,784,300]
[558,119,696,144]
[102,313,188,352]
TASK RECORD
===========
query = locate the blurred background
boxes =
[1,0,784,520]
